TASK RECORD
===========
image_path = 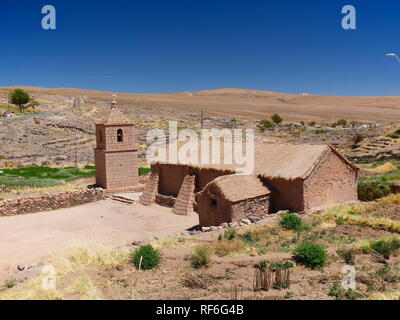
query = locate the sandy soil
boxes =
[0,200,198,273]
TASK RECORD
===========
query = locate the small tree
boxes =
[9,89,30,113]
[271,114,283,124]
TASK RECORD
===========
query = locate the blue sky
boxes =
[1,0,400,95]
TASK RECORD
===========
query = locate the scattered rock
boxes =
[248,216,260,223]
[241,218,251,225]
[17,264,25,271]
[229,222,238,228]
[131,240,142,246]
[276,210,289,215]
[201,227,211,232]
[220,223,229,228]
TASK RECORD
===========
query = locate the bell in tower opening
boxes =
[94,96,138,189]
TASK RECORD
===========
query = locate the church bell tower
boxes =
[94,97,138,189]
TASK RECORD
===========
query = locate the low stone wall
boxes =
[231,196,270,221]
[155,194,176,208]
[0,188,104,217]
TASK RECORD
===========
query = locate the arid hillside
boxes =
[3,86,400,122]
[0,86,399,168]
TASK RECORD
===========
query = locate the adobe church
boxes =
[94,98,138,190]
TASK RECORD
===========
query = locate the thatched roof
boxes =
[208,174,270,202]
[253,144,332,180]
[150,141,357,180]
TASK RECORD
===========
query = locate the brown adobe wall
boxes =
[173,174,196,215]
[94,148,107,187]
[0,189,104,217]
[158,164,189,196]
[139,167,160,205]
[157,163,234,197]
[103,125,136,152]
[303,148,358,210]
[263,177,304,212]
[196,185,269,227]
[95,149,138,189]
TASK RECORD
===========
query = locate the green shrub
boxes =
[369,238,400,259]
[257,260,268,271]
[259,120,274,129]
[336,119,347,126]
[328,282,360,300]
[308,120,316,126]
[352,134,364,148]
[294,242,327,269]
[335,216,346,225]
[313,129,327,134]
[190,245,212,268]
[131,244,161,270]
[345,288,361,300]
[357,180,391,201]
[328,282,344,300]
[219,228,237,241]
[240,231,258,244]
[279,213,308,231]
[271,114,283,124]
[387,128,400,139]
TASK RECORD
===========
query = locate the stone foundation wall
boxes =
[155,194,176,207]
[231,196,270,221]
[0,188,104,217]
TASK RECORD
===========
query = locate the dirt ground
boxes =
[0,200,198,275]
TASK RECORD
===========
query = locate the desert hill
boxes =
[2,86,400,122]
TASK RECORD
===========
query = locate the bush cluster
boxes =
[279,213,309,232]
[369,238,400,259]
[131,244,161,270]
[189,245,212,268]
[293,242,327,269]
[357,180,391,201]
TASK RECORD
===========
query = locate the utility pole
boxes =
[74,134,78,168]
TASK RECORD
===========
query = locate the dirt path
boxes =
[0,200,198,273]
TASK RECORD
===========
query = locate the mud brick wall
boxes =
[139,168,160,205]
[0,189,104,217]
[173,174,195,215]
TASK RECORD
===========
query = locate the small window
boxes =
[211,199,217,207]
[117,129,123,142]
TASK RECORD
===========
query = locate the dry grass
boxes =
[6,184,83,197]
[0,243,129,300]
[369,162,398,174]
[65,276,103,300]
[213,238,243,257]
[151,235,200,250]
[369,289,400,300]
[321,194,400,232]
[323,211,400,233]
[50,243,129,275]
[180,272,216,289]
